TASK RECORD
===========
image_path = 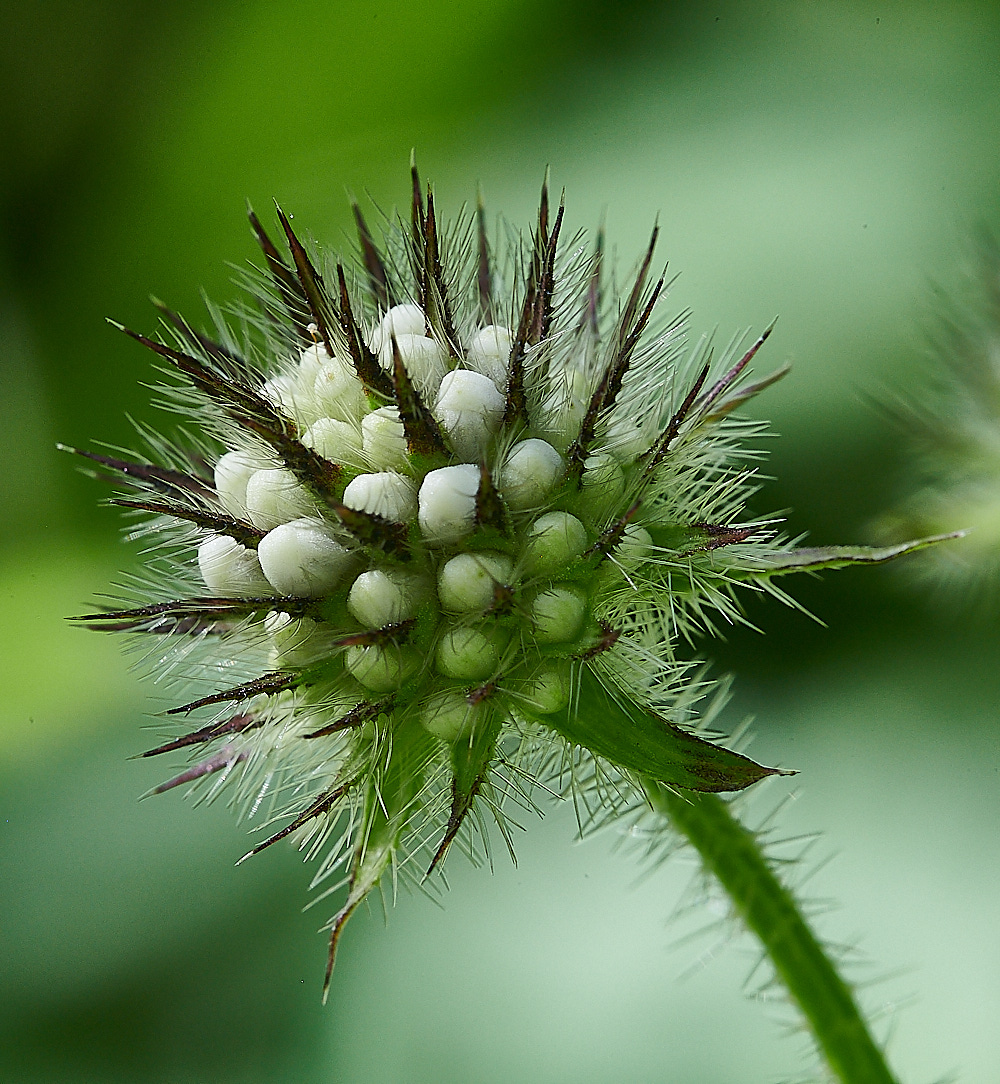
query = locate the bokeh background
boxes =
[3,2,999,1081]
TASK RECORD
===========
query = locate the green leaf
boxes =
[537,668,791,793]
[734,532,964,576]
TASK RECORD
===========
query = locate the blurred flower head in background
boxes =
[879,234,1000,593]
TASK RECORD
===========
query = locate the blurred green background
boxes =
[3,2,999,1081]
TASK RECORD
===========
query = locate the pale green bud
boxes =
[519,663,571,714]
[420,689,479,741]
[522,511,588,575]
[581,452,625,511]
[435,627,499,680]
[296,343,330,383]
[499,438,564,510]
[265,612,330,668]
[529,585,587,643]
[347,569,421,628]
[345,643,419,692]
[437,552,514,612]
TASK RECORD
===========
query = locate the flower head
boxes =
[69,161,940,997]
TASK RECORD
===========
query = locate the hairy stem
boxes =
[646,784,899,1084]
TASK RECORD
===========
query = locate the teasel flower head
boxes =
[67,159,946,998]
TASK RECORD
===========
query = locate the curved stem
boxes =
[646,784,900,1084]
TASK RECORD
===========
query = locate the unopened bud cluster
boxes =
[72,165,870,997]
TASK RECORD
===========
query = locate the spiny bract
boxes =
[69,163,938,998]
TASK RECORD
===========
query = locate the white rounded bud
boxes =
[435,627,499,681]
[466,325,512,387]
[244,468,316,529]
[257,518,352,597]
[437,552,513,612]
[420,690,479,741]
[433,369,504,460]
[361,407,408,470]
[347,569,420,628]
[262,373,301,416]
[198,534,272,597]
[345,643,418,693]
[368,303,426,352]
[311,356,366,423]
[530,585,587,643]
[297,343,330,382]
[302,417,364,465]
[520,664,571,714]
[522,511,589,575]
[343,471,417,522]
[418,464,480,544]
[378,333,448,400]
[499,438,564,510]
[214,449,262,519]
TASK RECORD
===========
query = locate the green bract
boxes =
[68,164,941,998]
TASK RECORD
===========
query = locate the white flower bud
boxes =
[418,464,480,544]
[197,534,272,597]
[302,417,364,465]
[312,356,366,423]
[368,303,426,352]
[522,511,588,575]
[347,569,421,628]
[361,407,409,470]
[437,552,513,612]
[420,689,479,741]
[343,471,417,522]
[262,372,301,416]
[466,325,512,387]
[435,627,499,681]
[297,343,330,382]
[345,644,419,693]
[499,438,564,510]
[529,585,587,643]
[244,468,316,529]
[213,449,263,519]
[377,333,448,400]
[433,369,504,460]
[257,518,352,597]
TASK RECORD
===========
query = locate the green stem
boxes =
[646,784,900,1084]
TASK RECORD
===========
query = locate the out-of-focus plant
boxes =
[879,234,999,592]
[66,161,947,1083]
